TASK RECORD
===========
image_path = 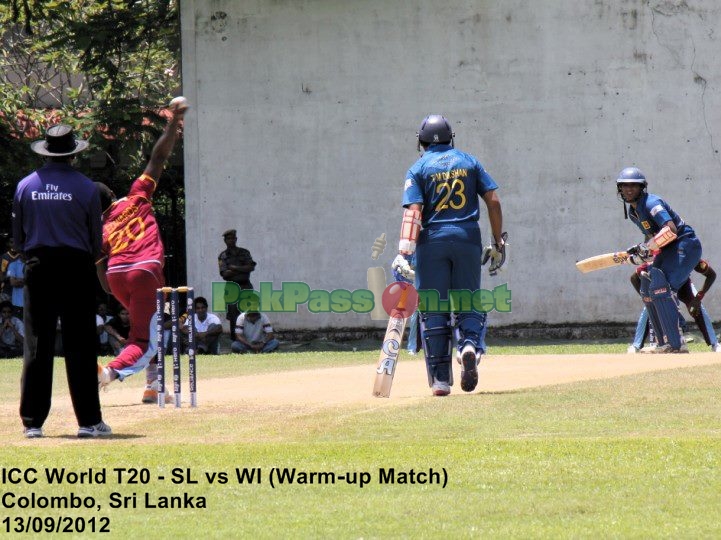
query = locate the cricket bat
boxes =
[575,251,630,273]
[372,287,411,398]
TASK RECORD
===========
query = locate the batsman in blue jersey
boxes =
[617,167,702,353]
[393,115,505,396]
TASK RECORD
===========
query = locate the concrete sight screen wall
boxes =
[180,0,721,329]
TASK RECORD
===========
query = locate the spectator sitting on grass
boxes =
[231,295,279,354]
[106,308,130,356]
[182,296,223,355]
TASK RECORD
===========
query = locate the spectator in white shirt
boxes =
[231,297,280,354]
[182,296,222,355]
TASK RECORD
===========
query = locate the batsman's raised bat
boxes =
[575,251,630,273]
[372,287,411,398]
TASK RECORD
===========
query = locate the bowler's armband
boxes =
[647,225,677,250]
[398,208,422,255]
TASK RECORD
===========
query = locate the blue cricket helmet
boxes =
[616,167,647,187]
[616,166,647,218]
[417,115,454,150]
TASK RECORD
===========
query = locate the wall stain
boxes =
[211,11,227,33]
[621,8,638,30]
[633,50,648,63]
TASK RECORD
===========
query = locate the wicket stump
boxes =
[156,286,197,408]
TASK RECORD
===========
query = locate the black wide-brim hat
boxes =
[30,124,89,156]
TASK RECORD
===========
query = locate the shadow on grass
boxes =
[102,403,158,409]
[475,389,528,395]
[55,433,145,440]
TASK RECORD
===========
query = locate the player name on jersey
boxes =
[430,168,469,182]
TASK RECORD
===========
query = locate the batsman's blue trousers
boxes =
[416,224,486,350]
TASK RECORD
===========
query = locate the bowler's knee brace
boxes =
[639,271,666,347]
[649,267,683,349]
[420,314,453,386]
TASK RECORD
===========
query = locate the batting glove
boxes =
[481,246,492,266]
[487,232,508,276]
[392,254,415,282]
[627,243,652,260]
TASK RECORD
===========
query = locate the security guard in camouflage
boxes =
[218,229,256,341]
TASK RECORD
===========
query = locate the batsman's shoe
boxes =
[23,427,43,439]
[626,345,640,354]
[650,343,689,354]
[712,343,721,353]
[458,343,479,392]
[77,421,112,438]
[431,378,450,397]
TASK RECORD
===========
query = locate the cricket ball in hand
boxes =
[382,282,419,319]
[169,96,189,112]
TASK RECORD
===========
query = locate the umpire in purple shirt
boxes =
[12,125,111,438]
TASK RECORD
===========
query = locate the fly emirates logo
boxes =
[31,183,72,201]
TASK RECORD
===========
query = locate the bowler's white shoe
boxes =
[142,381,173,404]
[97,364,113,389]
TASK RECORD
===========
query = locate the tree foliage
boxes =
[0,0,186,283]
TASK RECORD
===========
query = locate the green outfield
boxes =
[1,343,720,538]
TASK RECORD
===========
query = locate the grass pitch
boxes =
[1,343,720,538]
